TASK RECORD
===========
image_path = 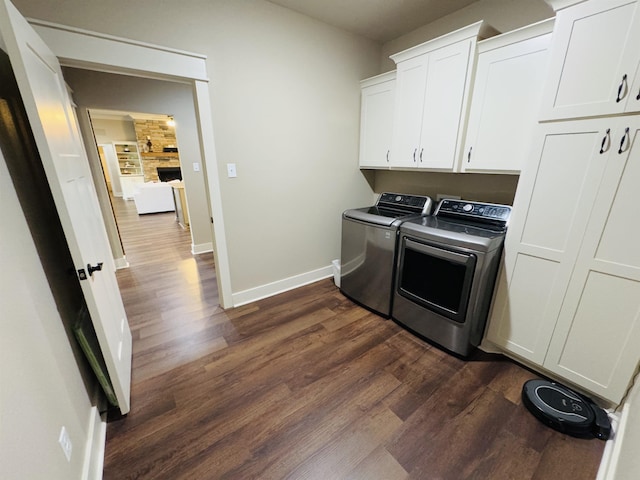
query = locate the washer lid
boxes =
[343,206,423,227]
[399,216,505,252]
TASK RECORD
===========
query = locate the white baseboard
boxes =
[82,407,107,480]
[114,256,129,269]
[596,409,624,480]
[232,264,333,307]
[192,242,213,255]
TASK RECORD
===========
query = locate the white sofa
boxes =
[132,182,175,214]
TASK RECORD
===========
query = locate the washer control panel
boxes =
[377,192,433,214]
[436,199,511,225]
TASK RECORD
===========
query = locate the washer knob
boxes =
[395,195,402,201]
[463,203,473,212]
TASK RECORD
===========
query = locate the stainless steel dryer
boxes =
[392,199,511,356]
[340,193,433,317]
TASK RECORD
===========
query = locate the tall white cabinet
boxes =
[485,0,640,404]
[544,119,640,403]
[486,118,640,403]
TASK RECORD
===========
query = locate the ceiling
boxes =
[266,0,481,43]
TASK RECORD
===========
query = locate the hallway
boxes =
[110,196,221,383]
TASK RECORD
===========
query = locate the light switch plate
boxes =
[227,163,237,178]
[193,162,200,172]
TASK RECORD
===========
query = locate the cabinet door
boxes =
[625,59,640,113]
[418,40,471,170]
[539,0,640,121]
[544,120,640,403]
[390,55,428,167]
[462,34,551,173]
[359,77,395,168]
[486,119,614,363]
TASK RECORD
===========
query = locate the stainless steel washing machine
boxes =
[340,193,433,317]
[392,199,511,356]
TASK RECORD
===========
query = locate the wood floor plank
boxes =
[284,404,404,480]
[347,445,409,480]
[531,434,605,480]
[102,195,605,480]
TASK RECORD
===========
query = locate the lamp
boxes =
[167,116,176,127]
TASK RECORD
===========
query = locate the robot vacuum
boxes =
[522,379,611,440]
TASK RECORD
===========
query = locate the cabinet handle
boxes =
[636,87,640,101]
[618,127,630,154]
[419,148,423,162]
[413,148,417,162]
[599,129,610,154]
[467,147,472,163]
[616,74,628,103]
[386,150,390,163]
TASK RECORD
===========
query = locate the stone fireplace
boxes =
[133,118,181,182]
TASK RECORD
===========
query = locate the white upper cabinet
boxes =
[461,20,554,173]
[391,54,429,168]
[389,21,497,171]
[540,0,640,121]
[419,41,472,169]
[359,72,396,168]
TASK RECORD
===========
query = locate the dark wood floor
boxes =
[103,196,605,479]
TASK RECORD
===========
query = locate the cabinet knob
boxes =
[616,74,628,103]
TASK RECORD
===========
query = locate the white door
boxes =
[0,0,131,413]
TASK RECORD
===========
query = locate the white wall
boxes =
[91,118,136,144]
[13,0,381,295]
[92,118,136,198]
[380,0,554,71]
[0,149,94,479]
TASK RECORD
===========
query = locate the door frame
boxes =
[28,18,233,308]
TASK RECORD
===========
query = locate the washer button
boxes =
[463,204,473,212]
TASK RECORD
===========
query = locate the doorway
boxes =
[87,107,193,266]
[30,19,233,307]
